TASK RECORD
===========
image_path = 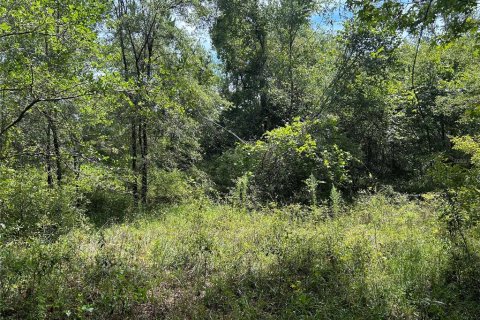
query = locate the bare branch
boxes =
[0,93,92,137]
[196,111,246,144]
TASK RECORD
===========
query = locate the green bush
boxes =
[84,188,131,226]
[69,164,133,227]
[0,167,83,242]
[148,169,198,205]
[210,117,353,204]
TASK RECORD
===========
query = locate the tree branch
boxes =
[411,0,434,90]
[0,93,91,136]
[196,111,246,144]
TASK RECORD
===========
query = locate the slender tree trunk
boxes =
[141,119,148,205]
[46,123,53,188]
[131,117,138,206]
[440,115,448,148]
[138,120,143,201]
[288,32,295,120]
[416,104,433,152]
[50,120,62,185]
[43,112,62,185]
[73,147,81,207]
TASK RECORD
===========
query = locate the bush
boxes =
[73,164,132,227]
[0,167,83,242]
[148,169,199,205]
[209,117,354,204]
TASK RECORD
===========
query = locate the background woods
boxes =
[1,0,480,319]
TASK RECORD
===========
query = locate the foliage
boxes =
[329,185,343,217]
[1,195,480,319]
[210,117,352,204]
[0,167,84,242]
[148,168,201,205]
[346,0,478,41]
[305,173,320,207]
[1,1,480,319]
[431,136,480,230]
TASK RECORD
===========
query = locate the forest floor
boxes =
[1,194,480,319]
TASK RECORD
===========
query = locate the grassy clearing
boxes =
[1,194,479,319]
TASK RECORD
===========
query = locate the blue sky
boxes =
[177,8,350,62]
[311,7,351,32]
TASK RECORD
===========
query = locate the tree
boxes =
[210,0,329,146]
[0,0,106,187]
[211,0,270,141]
[110,0,224,206]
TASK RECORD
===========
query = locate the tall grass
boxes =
[1,194,479,319]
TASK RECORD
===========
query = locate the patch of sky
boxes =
[311,2,351,33]
[174,16,219,64]
[175,2,352,66]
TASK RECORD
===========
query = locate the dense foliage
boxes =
[1,0,479,319]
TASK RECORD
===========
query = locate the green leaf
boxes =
[0,22,11,32]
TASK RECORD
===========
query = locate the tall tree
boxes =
[0,0,106,183]
[111,0,224,206]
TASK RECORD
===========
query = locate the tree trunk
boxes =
[46,123,53,188]
[43,112,62,185]
[288,31,295,121]
[141,119,148,205]
[73,147,81,207]
[131,117,138,206]
[50,120,62,185]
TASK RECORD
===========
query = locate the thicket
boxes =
[1,0,480,319]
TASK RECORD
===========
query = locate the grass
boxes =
[1,194,479,319]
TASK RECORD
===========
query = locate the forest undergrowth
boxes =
[2,194,479,320]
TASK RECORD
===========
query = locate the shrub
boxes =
[75,164,132,227]
[0,167,83,242]
[210,117,353,204]
[148,169,197,205]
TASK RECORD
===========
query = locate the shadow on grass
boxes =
[203,254,480,320]
[83,190,132,228]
